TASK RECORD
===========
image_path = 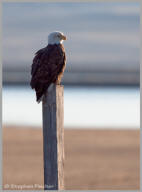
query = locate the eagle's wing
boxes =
[30,44,66,102]
[31,48,46,77]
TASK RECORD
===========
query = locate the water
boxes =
[2,85,140,129]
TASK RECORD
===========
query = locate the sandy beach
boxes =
[3,126,140,190]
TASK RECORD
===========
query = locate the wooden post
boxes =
[42,84,64,190]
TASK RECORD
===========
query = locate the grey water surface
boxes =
[3,85,140,129]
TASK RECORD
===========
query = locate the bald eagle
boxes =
[30,31,66,103]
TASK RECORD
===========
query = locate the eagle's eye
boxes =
[57,34,61,38]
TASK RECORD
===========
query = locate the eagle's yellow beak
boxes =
[62,35,67,40]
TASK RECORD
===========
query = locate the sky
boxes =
[2,2,140,73]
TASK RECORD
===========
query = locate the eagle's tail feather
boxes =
[37,94,44,103]
[36,84,50,103]
[36,82,54,103]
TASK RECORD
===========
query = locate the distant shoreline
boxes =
[3,82,140,87]
[3,71,140,86]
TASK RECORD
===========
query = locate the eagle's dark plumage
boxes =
[30,32,66,103]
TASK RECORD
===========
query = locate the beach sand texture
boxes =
[3,126,140,190]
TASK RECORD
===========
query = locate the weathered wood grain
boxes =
[42,84,64,190]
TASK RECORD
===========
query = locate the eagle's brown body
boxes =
[30,43,66,102]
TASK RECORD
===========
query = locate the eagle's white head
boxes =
[48,31,67,45]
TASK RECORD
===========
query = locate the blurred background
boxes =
[2,2,140,190]
[2,2,140,129]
